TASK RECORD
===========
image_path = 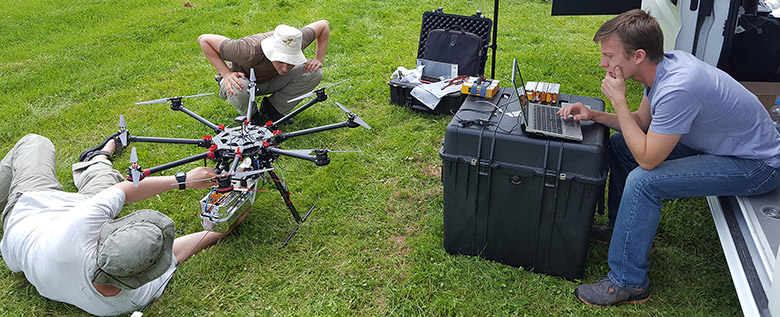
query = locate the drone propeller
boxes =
[335,102,372,130]
[129,147,142,187]
[246,68,257,125]
[135,92,215,105]
[232,167,274,179]
[280,149,319,157]
[117,115,129,148]
[287,78,351,103]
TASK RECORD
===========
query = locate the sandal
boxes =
[78,132,126,162]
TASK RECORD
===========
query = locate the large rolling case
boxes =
[388,7,494,115]
[440,87,609,280]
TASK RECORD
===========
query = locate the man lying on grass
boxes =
[0,134,249,315]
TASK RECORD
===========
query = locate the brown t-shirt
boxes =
[219,27,316,82]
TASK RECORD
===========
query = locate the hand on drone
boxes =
[186,167,218,189]
[223,71,246,95]
[303,58,323,72]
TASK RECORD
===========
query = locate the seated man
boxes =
[557,9,780,307]
[0,134,249,315]
[198,20,330,124]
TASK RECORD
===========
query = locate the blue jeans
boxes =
[605,132,780,289]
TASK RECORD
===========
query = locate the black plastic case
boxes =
[440,88,608,280]
[388,8,493,115]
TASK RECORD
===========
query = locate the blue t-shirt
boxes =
[646,51,780,167]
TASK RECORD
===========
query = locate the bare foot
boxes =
[89,139,116,161]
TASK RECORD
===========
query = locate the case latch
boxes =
[544,171,567,187]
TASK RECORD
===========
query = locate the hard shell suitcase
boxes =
[440,88,609,280]
[388,8,493,115]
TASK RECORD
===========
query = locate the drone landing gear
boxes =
[265,169,316,248]
[267,169,300,222]
[281,204,315,249]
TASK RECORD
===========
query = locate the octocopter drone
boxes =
[119,70,369,247]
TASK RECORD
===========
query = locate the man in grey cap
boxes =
[0,134,248,315]
[199,20,330,124]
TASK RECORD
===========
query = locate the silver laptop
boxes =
[512,58,583,142]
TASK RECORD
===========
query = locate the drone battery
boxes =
[525,81,538,102]
[537,82,550,104]
[548,83,561,105]
[462,77,500,98]
[440,88,608,280]
[200,181,257,233]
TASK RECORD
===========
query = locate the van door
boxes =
[674,0,740,68]
[551,0,740,68]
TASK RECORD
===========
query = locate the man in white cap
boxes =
[199,20,330,124]
[0,134,249,315]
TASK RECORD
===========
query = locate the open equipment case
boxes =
[388,7,496,115]
[553,0,780,315]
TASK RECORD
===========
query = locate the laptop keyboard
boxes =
[533,105,563,134]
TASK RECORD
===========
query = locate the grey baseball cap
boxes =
[91,209,175,289]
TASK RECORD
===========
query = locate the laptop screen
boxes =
[511,58,531,129]
[511,59,529,107]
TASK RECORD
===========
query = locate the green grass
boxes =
[0,0,740,315]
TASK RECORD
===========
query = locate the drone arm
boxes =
[146,152,212,175]
[128,136,213,148]
[170,104,223,133]
[226,152,242,175]
[266,147,330,166]
[274,121,351,143]
[269,93,327,129]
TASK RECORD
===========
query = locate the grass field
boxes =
[0,0,741,315]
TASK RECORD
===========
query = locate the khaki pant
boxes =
[0,134,124,230]
[219,66,323,115]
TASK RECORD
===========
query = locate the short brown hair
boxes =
[594,9,664,63]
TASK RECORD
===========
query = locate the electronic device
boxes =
[462,77,500,98]
[511,58,583,142]
[119,69,370,246]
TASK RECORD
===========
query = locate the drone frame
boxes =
[124,74,369,246]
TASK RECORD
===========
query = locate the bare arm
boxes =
[302,20,330,72]
[114,166,217,204]
[198,34,245,94]
[172,207,250,263]
[603,67,679,170]
[557,93,651,132]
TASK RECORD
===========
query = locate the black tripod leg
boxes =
[268,170,301,222]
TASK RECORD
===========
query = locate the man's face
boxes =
[272,61,294,75]
[599,36,634,79]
